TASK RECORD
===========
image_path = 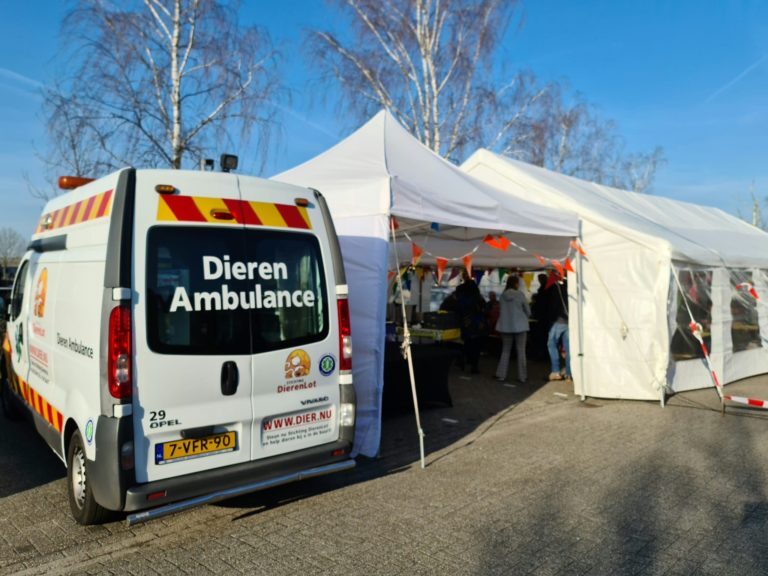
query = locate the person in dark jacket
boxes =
[455,270,486,374]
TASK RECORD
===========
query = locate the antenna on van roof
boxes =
[219,154,238,173]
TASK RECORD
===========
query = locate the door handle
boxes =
[221,361,239,396]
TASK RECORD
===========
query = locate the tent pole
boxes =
[576,226,586,402]
[390,217,426,469]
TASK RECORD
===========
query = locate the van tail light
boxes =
[337,297,352,372]
[108,304,132,399]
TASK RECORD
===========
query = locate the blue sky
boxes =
[1,1,766,237]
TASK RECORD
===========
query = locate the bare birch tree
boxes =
[311,0,665,192]
[43,0,280,178]
[310,0,518,161]
[491,83,666,193]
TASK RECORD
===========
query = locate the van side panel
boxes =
[54,251,106,462]
[25,251,64,458]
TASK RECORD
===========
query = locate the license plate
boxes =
[155,431,237,465]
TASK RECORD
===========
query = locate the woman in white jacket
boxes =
[495,275,531,383]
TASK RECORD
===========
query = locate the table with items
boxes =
[383,312,461,414]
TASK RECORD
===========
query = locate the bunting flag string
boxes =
[392,231,589,284]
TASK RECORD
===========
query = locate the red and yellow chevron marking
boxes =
[11,374,64,433]
[35,189,114,234]
[157,195,312,230]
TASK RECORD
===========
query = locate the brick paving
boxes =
[2,355,768,575]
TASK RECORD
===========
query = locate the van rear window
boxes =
[146,226,328,355]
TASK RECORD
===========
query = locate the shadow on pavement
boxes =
[471,374,768,575]
[0,409,65,498]
[221,353,564,520]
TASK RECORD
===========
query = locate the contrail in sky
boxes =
[275,104,339,139]
[704,53,768,104]
[0,67,43,90]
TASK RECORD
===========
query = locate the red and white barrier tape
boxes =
[723,395,768,408]
[688,321,723,400]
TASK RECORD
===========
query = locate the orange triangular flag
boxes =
[564,257,576,273]
[551,259,565,277]
[535,254,546,266]
[570,239,586,257]
[484,235,511,251]
[545,269,561,289]
[436,257,448,284]
[462,254,473,277]
[411,243,423,266]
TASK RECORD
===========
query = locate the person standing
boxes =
[547,279,571,381]
[529,272,552,360]
[455,270,486,374]
[494,275,530,383]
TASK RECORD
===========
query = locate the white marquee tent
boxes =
[462,149,768,403]
[273,111,578,457]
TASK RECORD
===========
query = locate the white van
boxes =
[0,168,355,525]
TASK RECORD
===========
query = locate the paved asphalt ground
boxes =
[2,355,768,575]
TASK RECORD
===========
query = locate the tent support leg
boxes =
[390,217,426,470]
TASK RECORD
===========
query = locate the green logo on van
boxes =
[319,354,336,377]
[85,419,94,444]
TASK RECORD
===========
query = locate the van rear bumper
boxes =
[123,440,353,514]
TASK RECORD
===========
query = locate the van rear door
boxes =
[236,179,340,460]
[132,171,254,483]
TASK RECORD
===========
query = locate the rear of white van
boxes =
[96,169,355,518]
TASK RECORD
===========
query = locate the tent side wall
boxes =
[571,221,670,400]
[669,266,768,394]
[728,268,768,382]
[333,215,391,458]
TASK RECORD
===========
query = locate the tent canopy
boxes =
[272,112,578,457]
[275,111,579,267]
[463,149,768,268]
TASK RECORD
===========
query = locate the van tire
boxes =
[1,377,22,421]
[67,430,110,525]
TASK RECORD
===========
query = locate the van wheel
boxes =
[67,430,109,525]
[1,377,22,421]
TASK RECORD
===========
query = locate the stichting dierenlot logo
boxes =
[284,349,311,379]
[279,349,315,394]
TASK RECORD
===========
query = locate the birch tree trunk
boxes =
[41,0,281,178]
